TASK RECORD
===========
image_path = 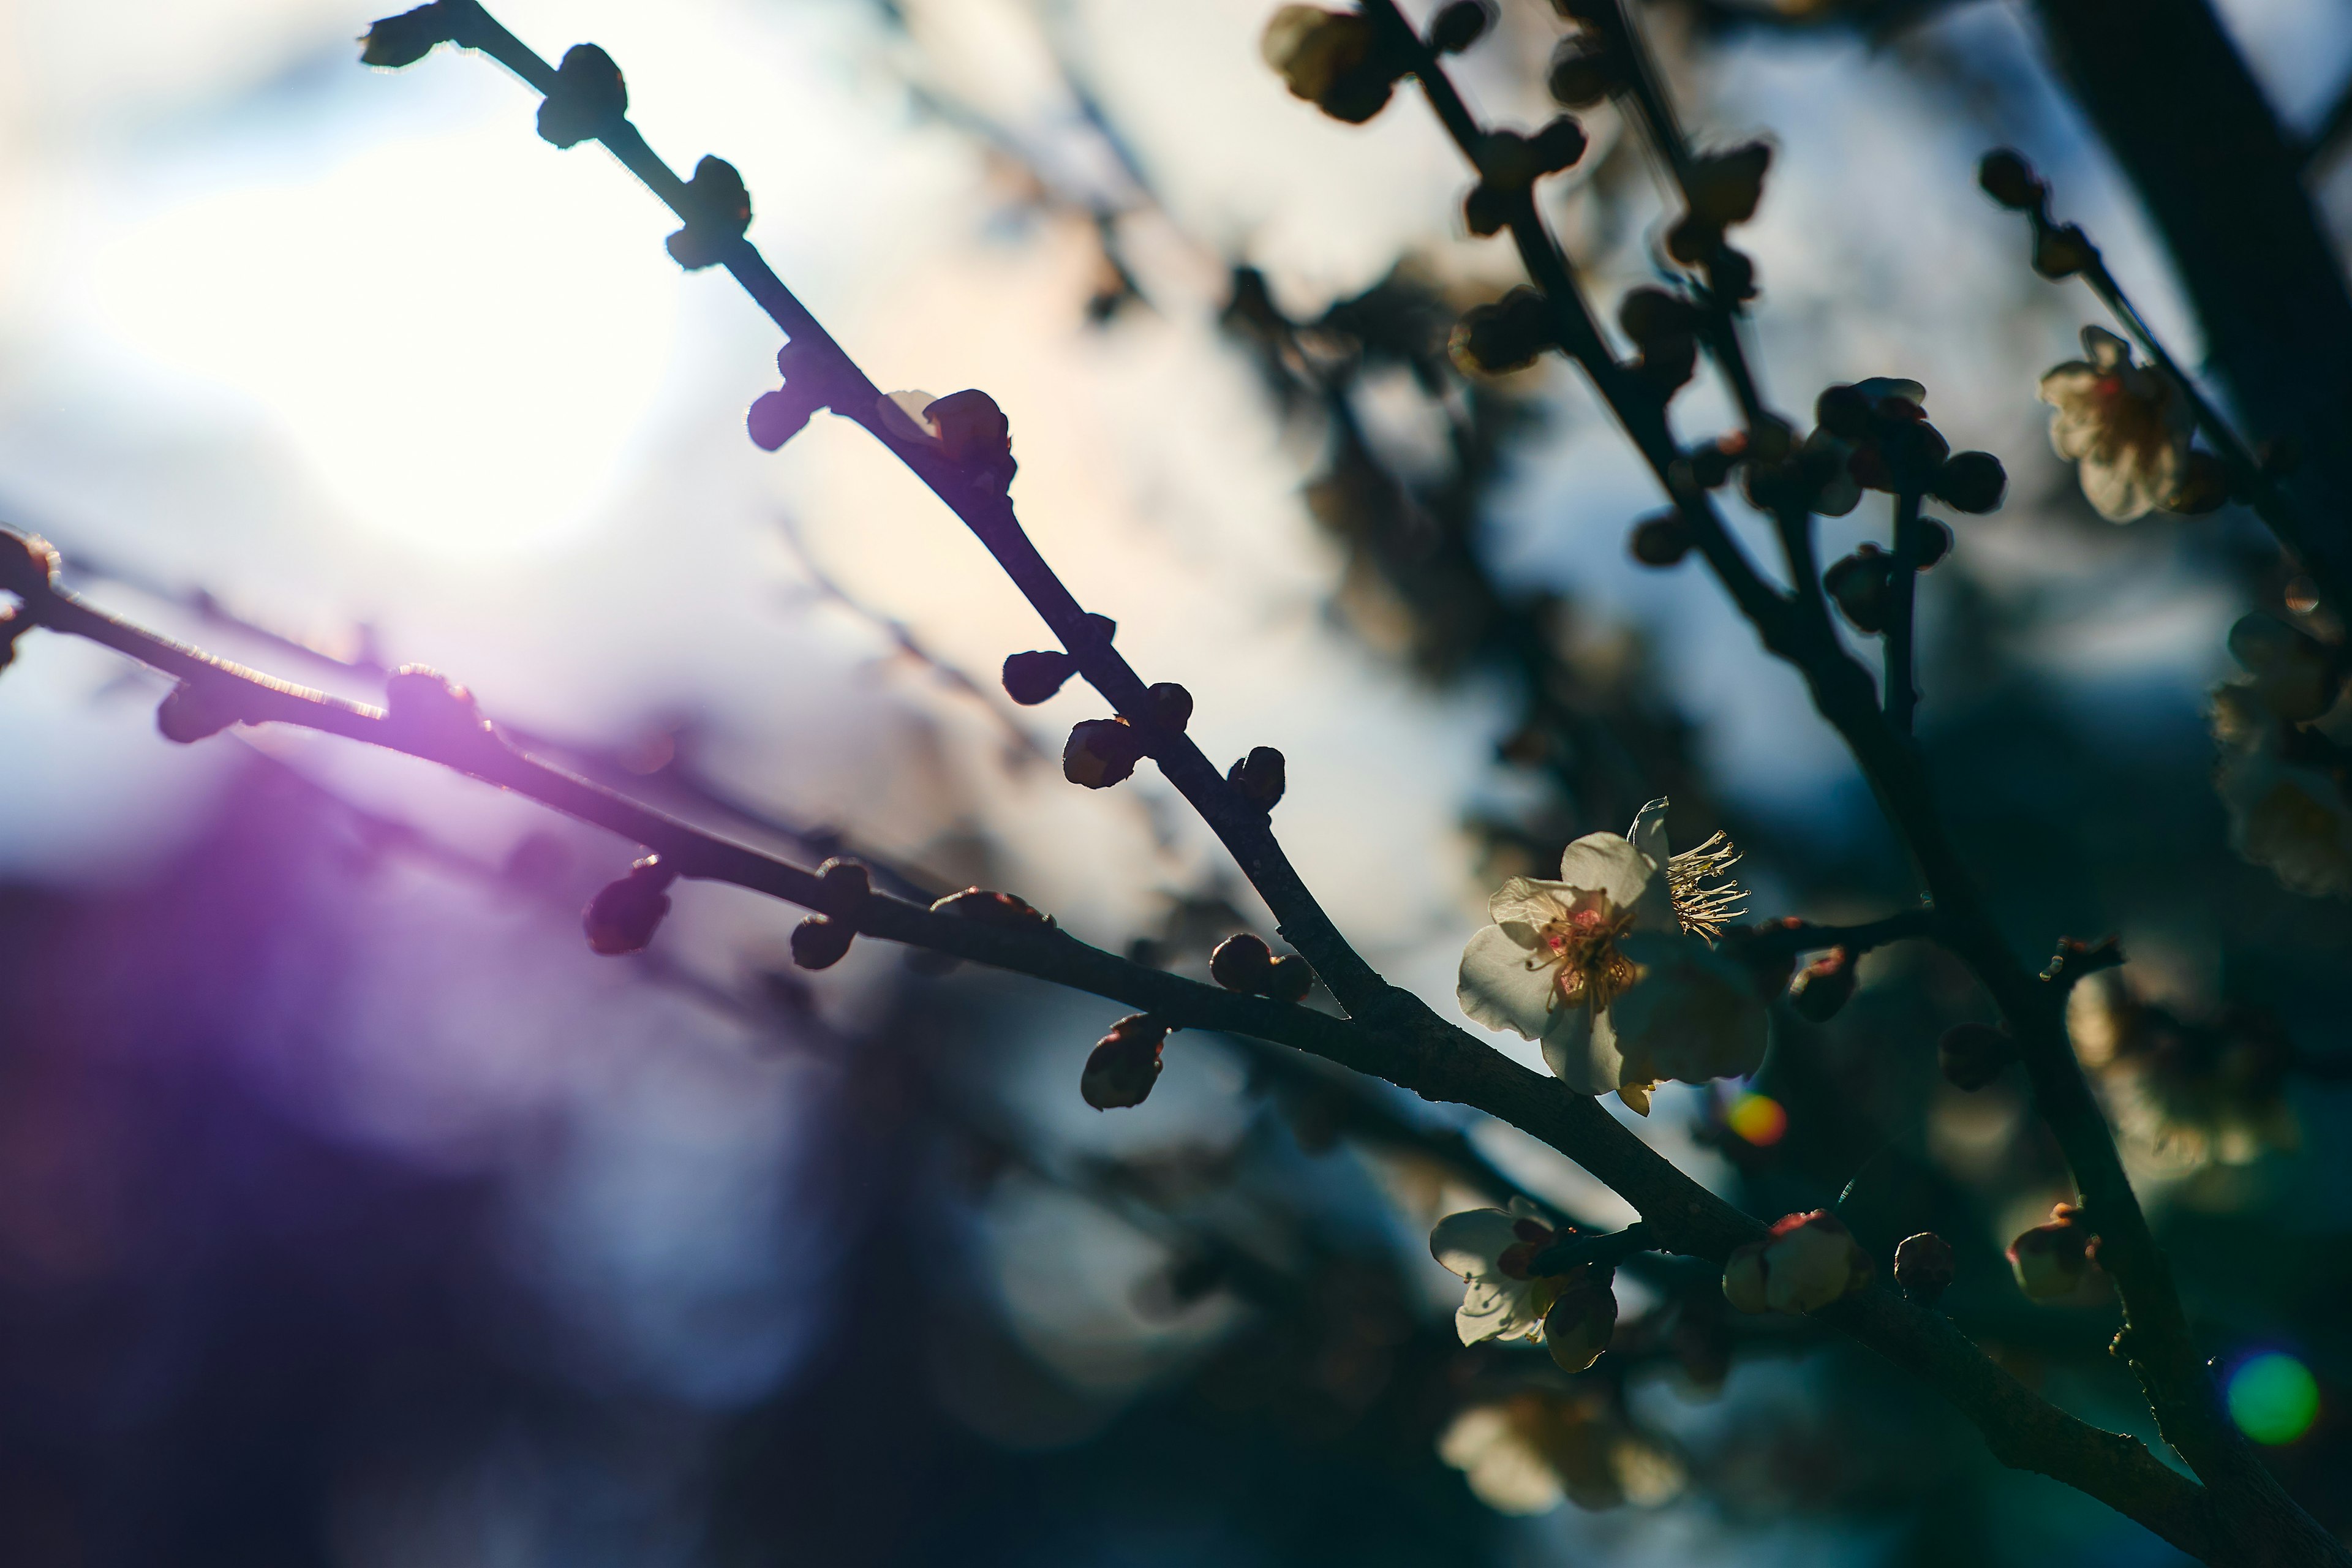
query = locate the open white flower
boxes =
[1438,1390,1687,1515]
[1430,1197,1564,1345]
[1457,799,1756,1112]
[2039,326,2193,522]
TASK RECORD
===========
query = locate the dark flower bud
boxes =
[1210,933,1276,992]
[1687,437,1740,489]
[1146,682,1193,731]
[790,914,855,970]
[1938,1021,2015,1091]
[536,43,628,149]
[1663,212,1718,266]
[926,388,1013,472]
[2162,450,2231,515]
[2230,614,2337,721]
[813,856,870,918]
[1824,545,1896,635]
[747,383,823,451]
[1003,649,1079,705]
[0,530,59,600]
[1449,287,1556,375]
[1709,244,1758,303]
[1893,1232,1956,1305]
[1931,450,2007,514]
[1814,383,1871,440]
[1463,181,1512,238]
[1266,954,1314,1005]
[1629,511,1692,567]
[156,679,243,744]
[584,856,675,956]
[1547,41,1621,107]
[1863,418,1950,492]
[1787,946,1856,1021]
[1261,7,1406,124]
[1529,116,1589,175]
[1684,143,1771,228]
[1081,1014,1171,1110]
[1544,1272,1619,1373]
[930,888,1054,927]
[1065,717,1146,788]
[383,665,494,744]
[1230,745,1287,809]
[1427,0,1494,55]
[360,3,451,69]
[1618,287,1700,351]
[665,156,753,271]
[2031,223,2093,281]
[1716,916,1801,1001]
[1915,518,1954,571]
[1977,148,2041,211]
[1631,334,1698,398]
[2009,1202,2097,1300]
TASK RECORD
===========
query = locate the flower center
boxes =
[1535,894,1637,1012]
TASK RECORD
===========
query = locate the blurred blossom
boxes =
[2067,970,2299,1175]
[1438,1389,1685,1515]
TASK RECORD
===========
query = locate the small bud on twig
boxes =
[1427,0,1494,55]
[1266,953,1314,1004]
[2008,1203,2098,1300]
[0,530,59,600]
[383,665,497,749]
[584,855,676,956]
[1145,682,1193,731]
[1081,1014,1172,1110]
[1547,40,1623,108]
[1977,148,2043,211]
[790,914,854,970]
[1065,717,1145,788]
[1261,6,1411,124]
[1915,518,1954,571]
[360,3,453,69]
[2162,450,2232,515]
[666,156,753,270]
[1932,451,2007,514]
[1894,1232,1955,1305]
[1824,546,1896,635]
[747,382,824,452]
[1937,1021,2015,1090]
[1543,1272,1619,1373]
[813,856,870,918]
[930,888,1054,928]
[1629,511,1692,567]
[1449,288,1557,375]
[1002,649,1079,705]
[1229,746,1287,810]
[536,44,627,149]
[1787,946,1856,1021]
[156,679,244,744]
[1210,933,1275,992]
[2032,223,2093,281]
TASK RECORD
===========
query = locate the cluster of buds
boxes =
[1259,6,1416,124]
[2008,1202,2100,1301]
[1449,287,1558,377]
[584,854,677,956]
[1804,380,2003,513]
[790,858,870,970]
[1892,1232,1956,1306]
[2228,613,2345,726]
[1208,933,1316,1004]
[747,346,829,453]
[1663,143,1771,298]
[536,43,627,149]
[1081,1014,1172,1110]
[1618,287,1700,401]
[1461,119,1591,237]
[1977,149,2094,284]
[1722,1210,1874,1314]
[665,156,753,271]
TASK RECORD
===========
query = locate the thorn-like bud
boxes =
[1428,0,1494,55]
[1145,682,1193,731]
[813,856,870,918]
[930,888,1054,927]
[1229,745,1287,809]
[1893,1232,1955,1305]
[1449,287,1556,375]
[790,914,854,970]
[1823,546,1896,635]
[536,43,627,149]
[1543,1272,1619,1373]
[1629,511,1692,567]
[0,530,59,600]
[1081,1014,1171,1110]
[584,856,675,956]
[1915,518,1954,571]
[2008,1203,2097,1301]
[1266,953,1314,1004]
[1547,40,1622,108]
[1976,148,2042,211]
[1787,946,1856,1022]
[156,679,243,744]
[1937,1021,2013,1090]
[2162,450,2232,516]
[1002,649,1079,705]
[360,3,452,69]
[666,156,753,271]
[1064,717,1145,788]
[1210,933,1275,992]
[2031,223,2093,281]
[1932,450,2007,514]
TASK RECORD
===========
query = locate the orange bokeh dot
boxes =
[1728,1093,1789,1146]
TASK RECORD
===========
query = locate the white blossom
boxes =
[2038,327,2192,522]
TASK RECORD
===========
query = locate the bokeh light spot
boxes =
[1727,1092,1788,1147]
[2228,1354,2320,1445]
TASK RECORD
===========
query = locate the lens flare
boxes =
[2228,1353,2320,1446]
[1726,1092,1788,1147]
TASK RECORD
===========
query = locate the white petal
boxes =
[2080,454,2154,522]
[2081,325,2130,369]
[1542,1003,1624,1095]
[1456,1276,1545,1344]
[1626,797,1670,865]
[1556,834,1655,908]
[1430,1208,1523,1279]
[1459,925,1556,1041]
[1488,877,1569,929]
[1611,933,1770,1085]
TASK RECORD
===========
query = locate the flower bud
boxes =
[536,43,628,149]
[790,914,854,970]
[926,389,1011,465]
[1543,1273,1619,1373]
[360,4,452,69]
[1529,116,1589,175]
[1462,182,1512,238]
[1915,518,1954,571]
[1210,932,1275,992]
[156,679,243,744]
[1710,246,1758,303]
[1547,41,1621,107]
[1618,287,1700,351]
[747,383,821,451]
[1065,717,1145,788]
[2162,450,2232,515]
[1823,547,1896,635]
[1081,1014,1170,1110]
[1663,213,1719,266]
[2229,614,2339,722]
[1229,746,1287,809]
[666,156,753,271]
[1787,946,1856,1021]
[1003,649,1079,705]
[1684,143,1771,228]
[1724,1210,1872,1314]
[1977,149,2041,210]
[1937,1021,2014,1091]
[2032,223,2093,281]
[0,530,60,600]
[1814,383,1871,440]
[1146,682,1193,731]
[813,856,870,918]
[2008,1203,2096,1300]
[1629,511,1692,568]
[384,665,494,745]
[584,856,675,956]
[1261,6,1405,124]
[930,888,1053,927]
[1631,334,1698,398]
[1893,1232,1955,1305]
[1266,953,1314,1005]
[1427,0,1493,54]
[1933,450,2007,514]
[1449,287,1556,375]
